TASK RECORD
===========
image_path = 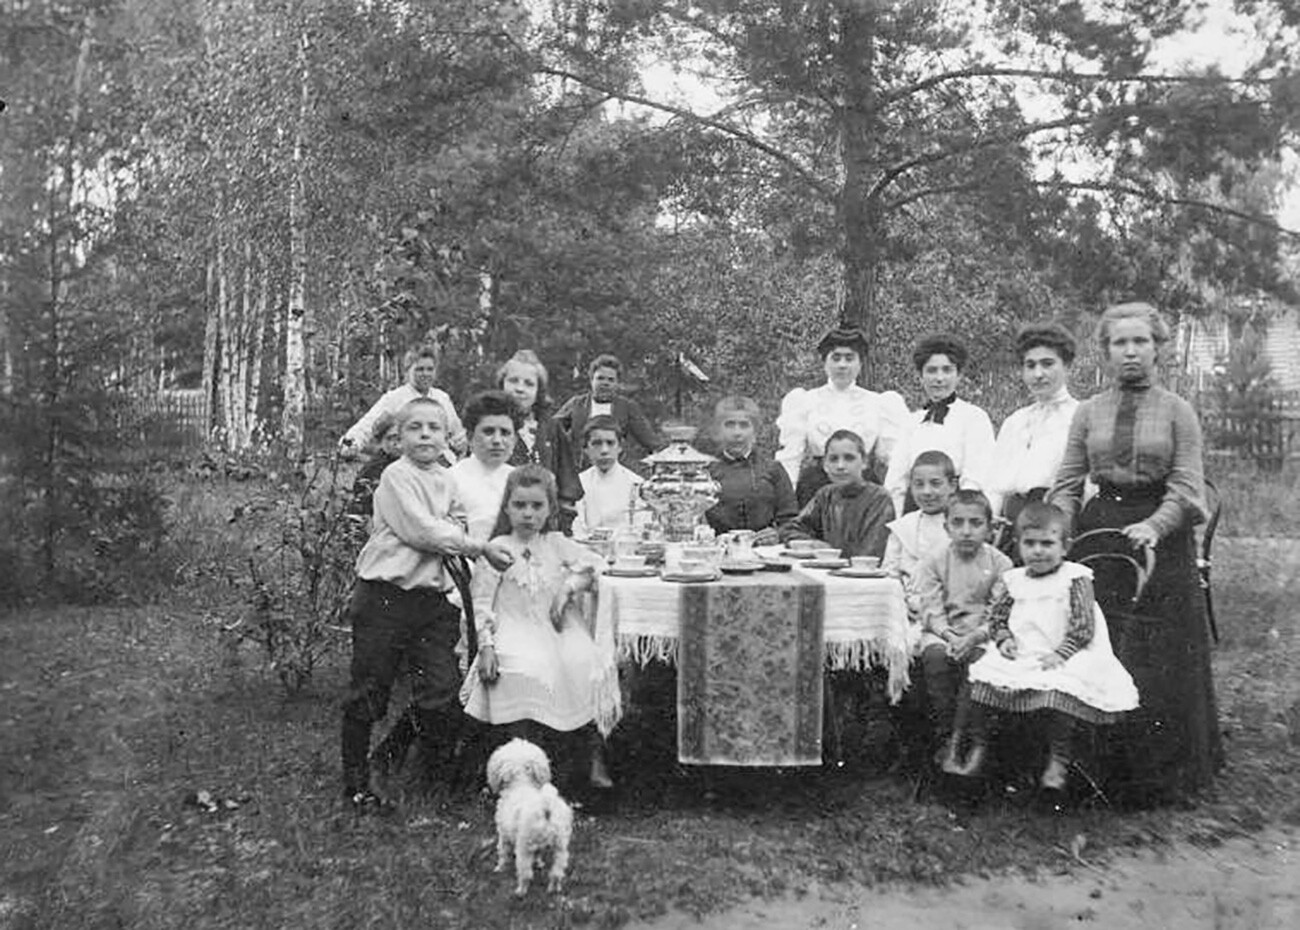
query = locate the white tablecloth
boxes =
[593,557,914,702]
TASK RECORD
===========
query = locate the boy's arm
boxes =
[373,467,483,558]
[914,555,948,637]
[623,398,661,453]
[862,490,896,559]
[881,532,902,576]
[779,493,823,543]
[340,391,393,451]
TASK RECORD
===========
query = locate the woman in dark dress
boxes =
[1048,302,1222,806]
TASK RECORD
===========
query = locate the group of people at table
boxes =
[336,300,1221,815]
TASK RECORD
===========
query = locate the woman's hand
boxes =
[997,637,1019,660]
[549,578,580,630]
[1039,653,1065,670]
[478,646,499,682]
[482,542,515,571]
[753,527,780,547]
[1122,521,1159,549]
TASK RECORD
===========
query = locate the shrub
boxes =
[224,452,362,692]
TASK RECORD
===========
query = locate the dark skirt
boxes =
[1076,494,1223,807]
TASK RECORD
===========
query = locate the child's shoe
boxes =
[1040,756,1069,792]
[346,788,397,815]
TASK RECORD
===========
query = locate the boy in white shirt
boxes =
[572,416,644,536]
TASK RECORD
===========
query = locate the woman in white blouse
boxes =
[776,327,910,507]
[883,333,996,515]
[986,323,1080,547]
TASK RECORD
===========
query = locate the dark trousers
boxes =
[920,644,974,747]
[340,579,462,794]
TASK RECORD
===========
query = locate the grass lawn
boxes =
[1,536,1298,930]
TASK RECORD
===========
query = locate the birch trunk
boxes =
[246,263,269,443]
[201,254,219,440]
[217,238,236,449]
[281,27,310,459]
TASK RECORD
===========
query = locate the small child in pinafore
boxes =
[912,489,1012,766]
[461,465,615,790]
[952,502,1138,791]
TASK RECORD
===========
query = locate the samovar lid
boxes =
[643,425,717,466]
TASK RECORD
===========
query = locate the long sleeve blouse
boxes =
[883,398,996,515]
[340,384,467,456]
[1047,382,1206,538]
[705,450,799,534]
[775,383,910,486]
[986,389,1079,516]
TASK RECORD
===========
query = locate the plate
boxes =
[829,567,891,579]
[720,561,764,575]
[604,566,660,578]
[759,559,795,572]
[802,558,850,570]
[660,571,722,583]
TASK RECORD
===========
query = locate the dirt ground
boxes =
[626,828,1300,930]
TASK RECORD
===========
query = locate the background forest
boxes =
[2,0,1299,595]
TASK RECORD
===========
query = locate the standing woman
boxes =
[987,323,1080,551]
[883,333,996,516]
[497,350,555,467]
[1048,301,1221,806]
[776,327,909,508]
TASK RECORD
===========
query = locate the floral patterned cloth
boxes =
[676,574,825,766]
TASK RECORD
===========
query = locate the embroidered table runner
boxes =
[676,573,825,766]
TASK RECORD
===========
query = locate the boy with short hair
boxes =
[704,395,798,545]
[913,489,1013,765]
[571,416,644,536]
[340,397,513,812]
[882,450,960,601]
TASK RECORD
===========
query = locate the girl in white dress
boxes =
[461,465,613,788]
[953,502,1138,792]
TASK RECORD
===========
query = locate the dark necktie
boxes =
[1113,385,1143,471]
[922,393,957,425]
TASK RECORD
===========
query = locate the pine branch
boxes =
[880,66,1274,107]
[532,64,834,198]
[1037,180,1300,239]
[883,183,982,212]
[868,116,1091,200]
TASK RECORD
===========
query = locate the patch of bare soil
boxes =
[627,828,1300,930]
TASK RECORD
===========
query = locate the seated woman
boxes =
[460,466,613,790]
[883,333,995,516]
[705,395,798,545]
[776,327,909,508]
[780,429,894,558]
[986,323,1080,555]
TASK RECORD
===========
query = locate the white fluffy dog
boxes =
[485,738,574,896]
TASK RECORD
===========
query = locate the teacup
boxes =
[787,539,819,552]
[812,548,842,562]
[677,558,707,576]
[850,556,880,570]
[614,554,647,572]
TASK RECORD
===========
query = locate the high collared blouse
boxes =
[705,449,799,535]
[775,383,910,486]
[1047,382,1206,539]
[882,397,997,516]
[986,388,1080,516]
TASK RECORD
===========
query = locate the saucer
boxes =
[604,566,659,578]
[829,567,890,579]
[719,561,764,575]
[759,559,795,572]
[660,570,721,583]
[802,558,850,570]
